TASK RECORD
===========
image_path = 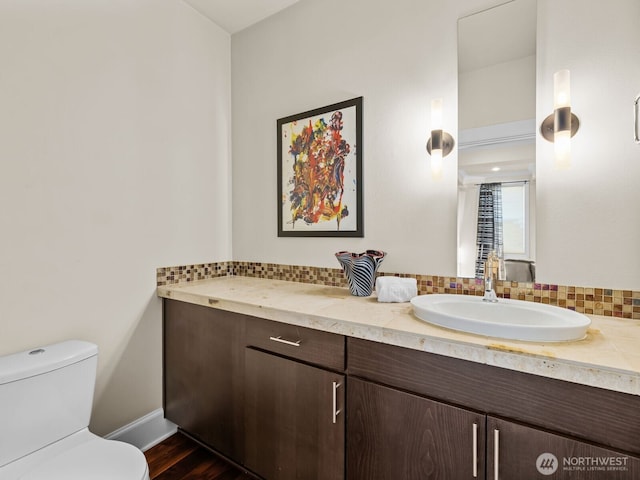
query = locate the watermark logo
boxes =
[536,453,559,475]
[535,452,629,475]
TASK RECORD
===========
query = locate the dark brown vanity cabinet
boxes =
[487,417,640,479]
[164,299,639,480]
[348,337,640,480]
[347,377,486,480]
[164,299,346,479]
[347,378,640,480]
[163,299,245,461]
[243,317,346,480]
[244,349,345,480]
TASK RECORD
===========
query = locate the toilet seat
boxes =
[20,437,149,480]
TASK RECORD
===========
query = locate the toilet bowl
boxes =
[1,429,149,480]
[0,341,150,480]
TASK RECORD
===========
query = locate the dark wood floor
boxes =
[144,432,255,480]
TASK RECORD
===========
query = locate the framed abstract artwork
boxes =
[277,97,363,237]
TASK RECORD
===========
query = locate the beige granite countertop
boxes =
[157,276,640,396]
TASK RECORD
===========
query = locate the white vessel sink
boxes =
[410,294,591,342]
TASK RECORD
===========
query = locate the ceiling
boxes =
[183,0,300,34]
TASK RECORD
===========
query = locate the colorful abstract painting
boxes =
[277,97,363,237]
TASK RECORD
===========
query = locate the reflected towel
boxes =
[376,276,418,303]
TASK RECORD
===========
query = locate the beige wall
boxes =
[0,0,232,435]
[232,0,640,290]
[231,0,478,276]
[535,0,640,288]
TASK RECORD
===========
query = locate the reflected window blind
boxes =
[475,183,503,278]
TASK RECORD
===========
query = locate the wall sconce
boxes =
[540,70,580,169]
[426,98,454,179]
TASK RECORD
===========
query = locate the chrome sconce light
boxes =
[540,69,580,168]
[426,98,455,179]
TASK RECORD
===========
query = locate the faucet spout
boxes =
[483,250,502,303]
[483,277,498,303]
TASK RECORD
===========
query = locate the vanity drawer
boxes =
[245,316,345,371]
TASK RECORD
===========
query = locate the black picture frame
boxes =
[277,97,363,237]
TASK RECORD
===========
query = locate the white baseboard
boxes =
[105,408,177,452]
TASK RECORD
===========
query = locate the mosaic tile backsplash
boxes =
[157,261,640,320]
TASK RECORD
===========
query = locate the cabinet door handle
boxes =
[472,422,478,478]
[332,381,342,424]
[269,336,301,347]
[635,94,640,143]
[494,429,500,480]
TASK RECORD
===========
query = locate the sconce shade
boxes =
[553,129,572,168]
[540,69,579,168]
[431,147,443,180]
[553,69,571,109]
[554,72,572,167]
[427,98,455,179]
[431,98,443,129]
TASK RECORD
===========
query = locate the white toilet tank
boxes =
[0,341,98,468]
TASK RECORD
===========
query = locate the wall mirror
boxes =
[457,0,537,282]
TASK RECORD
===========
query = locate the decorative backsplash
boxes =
[157,261,640,320]
[157,262,233,284]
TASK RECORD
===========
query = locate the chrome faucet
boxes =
[483,251,502,303]
[483,275,498,302]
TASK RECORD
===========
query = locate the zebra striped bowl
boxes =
[335,250,386,297]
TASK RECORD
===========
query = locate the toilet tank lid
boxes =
[0,340,98,385]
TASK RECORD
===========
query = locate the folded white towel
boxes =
[376,276,418,303]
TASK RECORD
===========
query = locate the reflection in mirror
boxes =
[457,0,537,282]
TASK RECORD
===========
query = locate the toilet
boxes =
[0,340,150,480]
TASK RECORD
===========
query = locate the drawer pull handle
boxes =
[635,94,640,144]
[269,336,301,347]
[472,422,478,478]
[332,381,342,424]
[494,429,500,480]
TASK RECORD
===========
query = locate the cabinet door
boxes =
[163,300,244,461]
[244,348,345,480]
[347,377,485,480]
[488,417,640,479]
